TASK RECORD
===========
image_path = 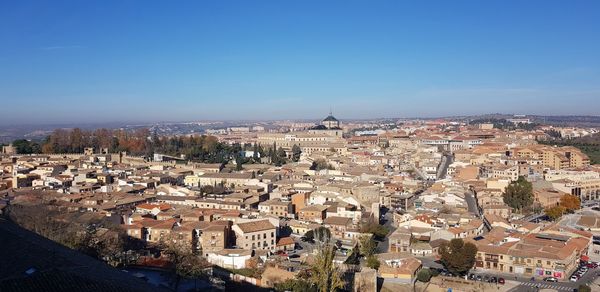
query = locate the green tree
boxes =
[291,144,302,162]
[366,255,380,270]
[578,284,591,292]
[416,269,432,282]
[303,230,314,242]
[275,278,316,292]
[310,159,334,171]
[12,139,41,154]
[360,222,390,241]
[235,153,244,171]
[502,176,533,212]
[275,147,287,166]
[358,235,377,257]
[313,227,331,244]
[252,143,260,161]
[439,239,477,275]
[310,243,344,292]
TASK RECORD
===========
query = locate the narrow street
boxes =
[377,210,397,253]
[436,153,453,180]
[464,191,480,216]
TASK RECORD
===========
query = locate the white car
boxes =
[570,275,578,282]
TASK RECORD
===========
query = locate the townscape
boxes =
[2,1,600,292]
[2,114,600,292]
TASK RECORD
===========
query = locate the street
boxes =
[436,153,453,180]
[376,209,397,253]
[464,191,480,216]
[469,266,599,292]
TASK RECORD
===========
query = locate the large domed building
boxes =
[322,112,340,129]
[307,111,343,137]
[256,111,347,156]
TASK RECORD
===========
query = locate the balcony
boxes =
[485,256,499,263]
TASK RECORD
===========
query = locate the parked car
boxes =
[498,278,505,285]
[476,275,483,281]
[543,277,558,282]
[489,276,497,283]
[570,275,579,282]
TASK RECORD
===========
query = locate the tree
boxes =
[235,153,244,171]
[160,233,209,290]
[358,235,377,257]
[560,194,580,212]
[291,144,302,162]
[439,238,478,275]
[416,269,432,282]
[313,227,331,244]
[310,159,334,171]
[302,230,315,242]
[578,284,591,292]
[275,278,316,292]
[544,206,566,221]
[360,222,389,241]
[502,176,533,213]
[252,143,260,161]
[366,255,380,270]
[310,243,344,292]
[12,139,41,154]
[275,147,287,166]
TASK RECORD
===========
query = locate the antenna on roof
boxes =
[329,106,333,116]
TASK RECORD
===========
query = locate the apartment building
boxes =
[472,227,591,280]
[514,146,590,170]
[232,219,277,251]
[258,199,294,218]
[201,224,229,256]
[298,204,329,223]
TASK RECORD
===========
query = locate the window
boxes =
[252,235,255,240]
[271,232,275,237]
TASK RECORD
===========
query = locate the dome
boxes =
[323,115,339,122]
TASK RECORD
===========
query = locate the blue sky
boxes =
[1,1,599,124]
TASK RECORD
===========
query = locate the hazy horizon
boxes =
[1,1,599,124]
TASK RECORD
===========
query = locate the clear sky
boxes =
[1,1,599,124]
